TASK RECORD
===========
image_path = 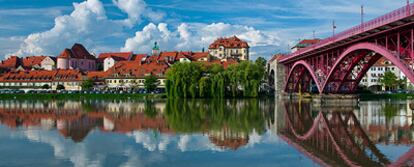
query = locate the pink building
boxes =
[57,43,96,71]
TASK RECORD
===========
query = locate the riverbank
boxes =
[359,93,414,100]
[283,92,414,101]
[0,93,167,100]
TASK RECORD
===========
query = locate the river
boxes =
[0,99,413,167]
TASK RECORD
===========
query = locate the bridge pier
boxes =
[283,93,359,108]
[269,58,286,98]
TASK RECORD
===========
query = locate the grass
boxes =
[0,93,167,100]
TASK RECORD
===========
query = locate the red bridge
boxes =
[280,3,414,94]
[279,101,414,166]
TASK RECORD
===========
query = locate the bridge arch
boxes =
[285,60,322,93]
[322,42,414,94]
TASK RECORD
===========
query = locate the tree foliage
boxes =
[144,75,159,92]
[166,61,265,98]
[56,84,65,90]
[81,79,94,90]
[379,71,399,90]
[42,84,50,89]
[255,57,267,68]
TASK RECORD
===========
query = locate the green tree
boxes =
[144,75,159,92]
[379,71,399,91]
[255,57,267,68]
[144,100,158,118]
[166,61,265,98]
[42,84,50,89]
[56,84,65,90]
[81,79,94,90]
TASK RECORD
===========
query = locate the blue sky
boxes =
[0,0,409,60]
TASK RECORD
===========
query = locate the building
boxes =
[359,58,407,91]
[291,39,320,53]
[57,43,96,71]
[104,61,169,89]
[22,56,56,70]
[0,56,56,71]
[98,52,133,71]
[0,69,84,90]
[209,36,249,61]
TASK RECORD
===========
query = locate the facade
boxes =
[209,36,249,61]
[57,43,96,71]
[0,56,56,71]
[104,61,169,89]
[358,58,414,91]
[22,56,56,70]
[98,52,133,71]
[0,69,84,90]
[291,39,320,53]
[40,57,56,70]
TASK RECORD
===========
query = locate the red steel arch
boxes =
[284,60,322,93]
[279,2,414,94]
[322,42,414,93]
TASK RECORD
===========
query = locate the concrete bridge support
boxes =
[268,59,286,98]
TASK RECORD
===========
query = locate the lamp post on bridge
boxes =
[361,5,364,31]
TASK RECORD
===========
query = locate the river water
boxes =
[0,99,413,167]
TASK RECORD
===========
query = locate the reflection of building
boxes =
[208,127,249,150]
[356,101,414,145]
[0,100,171,142]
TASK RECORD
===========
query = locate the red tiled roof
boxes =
[0,56,20,69]
[209,36,249,49]
[22,56,48,68]
[201,58,238,69]
[298,39,320,45]
[269,54,286,63]
[0,69,83,82]
[106,61,169,78]
[158,52,178,62]
[98,52,133,62]
[131,54,148,62]
[189,52,209,61]
[87,71,109,79]
[58,43,95,60]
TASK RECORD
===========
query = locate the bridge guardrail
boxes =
[281,3,414,62]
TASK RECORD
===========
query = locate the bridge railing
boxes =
[281,3,414,62]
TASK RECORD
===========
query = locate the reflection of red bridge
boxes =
[0,108,172,142]
[280,3,414,94]
[280,102,414,167]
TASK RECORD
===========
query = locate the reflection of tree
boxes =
[383,103,398,121]
[144,100,157,118]
[164,99,266,135]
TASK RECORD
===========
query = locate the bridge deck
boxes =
[280,3,414,63]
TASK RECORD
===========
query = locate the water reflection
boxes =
[1,99,414,166]
[279,100,414,167]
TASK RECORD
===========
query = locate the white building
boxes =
[208,36,249,61]
[98,52,133,71]
[360,58,414,91]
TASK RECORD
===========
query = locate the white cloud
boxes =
[121,22,281,58]
[13,0,162,57]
